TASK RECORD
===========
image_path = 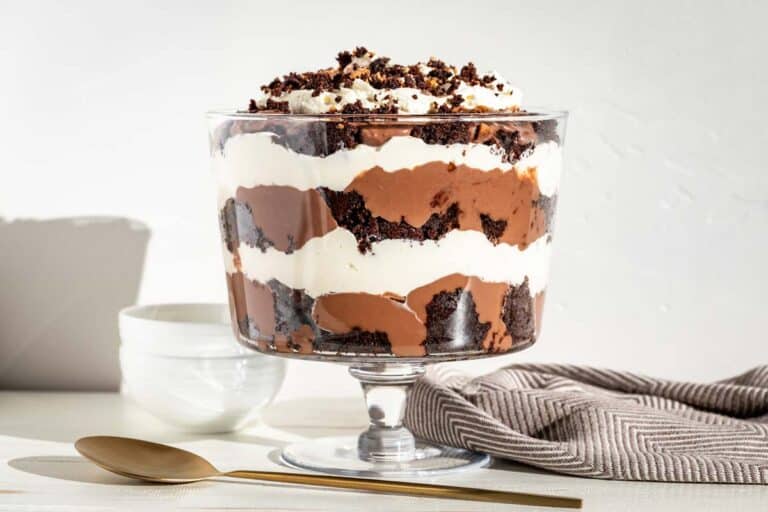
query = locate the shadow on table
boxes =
[488,457,561,476]
[9,455,323,493]
[8,456,143,485]
[0,216,149,390]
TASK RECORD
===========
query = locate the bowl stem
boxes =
[349,363,426,462]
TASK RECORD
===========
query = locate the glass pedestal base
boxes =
[278,363,489,477]
[281,435,490,477]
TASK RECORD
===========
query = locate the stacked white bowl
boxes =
[118,303,285,433]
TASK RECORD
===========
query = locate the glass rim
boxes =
[206,108,568,123]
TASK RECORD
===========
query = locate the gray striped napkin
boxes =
[404,364,768,483]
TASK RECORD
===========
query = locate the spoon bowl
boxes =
[75,436,219,483]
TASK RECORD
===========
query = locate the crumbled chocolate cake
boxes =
[233,276,539,357]
[458,62,479,83]
[494,126,535,162]
[533,194,558,234]
[214,116,554,165]
[479,214,508,245]
[410,122,472,145]
[319,188,461,253]
[423,289,490,354]
[236,276,394,355]
[502,278,535,342]
[220,198,274,252]
[305,122,360,156]
[313,329,393,355]
[219,198,240,252]
[221,188,556,255]
[267,279,316,337]
[340,100,368,114]
[533,118,561,145]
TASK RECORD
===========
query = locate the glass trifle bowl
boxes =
[208,110,566,476]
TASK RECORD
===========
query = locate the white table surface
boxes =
[0,392,765,511]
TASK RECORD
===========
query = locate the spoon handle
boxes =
[225,470,581,508]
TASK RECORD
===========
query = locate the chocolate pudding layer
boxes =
[211,48,565,359]
[227,272,543,358]
[220,162,557,254]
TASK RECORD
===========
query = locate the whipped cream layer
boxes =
[214,132,562,205]
[223,229,552,298]
[252,77,522,115]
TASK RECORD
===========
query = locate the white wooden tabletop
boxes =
[0,392,765,511]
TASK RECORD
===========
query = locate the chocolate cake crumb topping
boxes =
[249,48,523,115]
[423,288,490,354]
[502,278,535,342]
[369,57,390,74]
[253,99,289,113]
[341,100,367,114]
[336,50,353,69]
[459,62,479,83]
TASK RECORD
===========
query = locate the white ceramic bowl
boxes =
[118,303,285,433]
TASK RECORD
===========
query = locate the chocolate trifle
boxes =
[210,48,565,360]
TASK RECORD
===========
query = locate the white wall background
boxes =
[1,0,766,397]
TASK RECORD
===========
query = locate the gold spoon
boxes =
[75,436,581,508]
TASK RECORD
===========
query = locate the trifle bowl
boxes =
[208,48,566,477]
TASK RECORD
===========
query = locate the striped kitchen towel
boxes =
[404,364,768,483]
